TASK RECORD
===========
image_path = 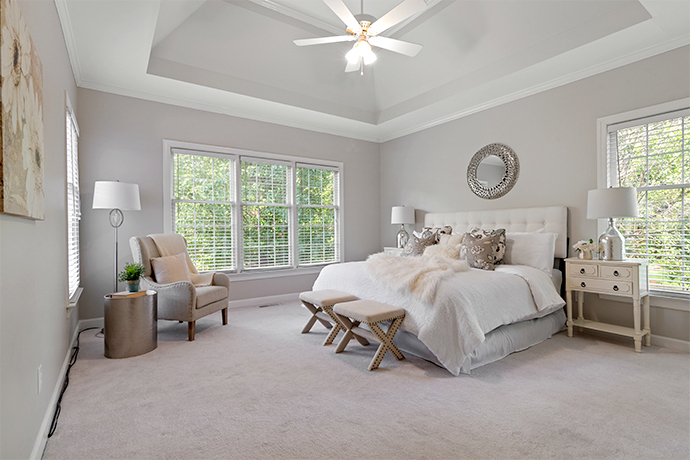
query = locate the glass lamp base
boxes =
[598,218,626,261]
[396,225,409,249]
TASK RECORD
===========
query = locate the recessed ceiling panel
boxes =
[57,0,690,141]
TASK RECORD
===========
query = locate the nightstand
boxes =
[565,258,650,352]
[383,247,403,256]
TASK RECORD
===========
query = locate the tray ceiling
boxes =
[56,0,690,142]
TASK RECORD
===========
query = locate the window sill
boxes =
[224,265,327,282]
[66,287,83,319]
[598,293,690,312]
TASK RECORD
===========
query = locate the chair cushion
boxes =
[334,299,404,324]
[195,286,228,309]
[299,290,358,308]
[151,253,191,284]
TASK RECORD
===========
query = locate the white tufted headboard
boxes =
[424,206,568,259]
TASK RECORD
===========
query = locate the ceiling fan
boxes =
[294,0,427,74]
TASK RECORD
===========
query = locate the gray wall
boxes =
[0,1,79,458]
[380,46,690,342]
[76,89,381,320]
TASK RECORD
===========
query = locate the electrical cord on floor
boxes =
[47,326,101,438]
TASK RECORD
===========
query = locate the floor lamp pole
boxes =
[109,208,124,293]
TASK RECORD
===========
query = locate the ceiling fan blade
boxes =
[368,0,427,36]
[345,58,361,73]
[323,0,361,33]
[368,36,422,57]
[294,35,356,46]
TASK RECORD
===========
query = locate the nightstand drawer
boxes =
[570,263,598,277]
[568,278,632,295]
[600,265,633,280]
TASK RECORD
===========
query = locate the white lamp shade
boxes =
[587,187,639,219]
[92,181,141,211]
[391,206,415,224]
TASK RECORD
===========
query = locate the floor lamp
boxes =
[93,181,141,292]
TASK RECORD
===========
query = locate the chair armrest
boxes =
[140,276,196,321]
[212,272,230,289]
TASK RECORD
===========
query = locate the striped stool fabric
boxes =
[333,300,406,371]
[299,290,361,346]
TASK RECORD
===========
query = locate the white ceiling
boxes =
[56,0,690,142]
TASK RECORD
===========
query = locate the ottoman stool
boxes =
[299,290,363,346]
[333,300,406,371]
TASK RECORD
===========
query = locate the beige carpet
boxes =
[43,301,689,460]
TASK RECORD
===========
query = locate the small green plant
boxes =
[118,262,145,283]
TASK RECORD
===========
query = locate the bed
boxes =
[312,205,569,375]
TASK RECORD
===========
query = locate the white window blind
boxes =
[169,145,342,273]
[296,164,340,265]
[607,109,689,297]
[66,104,81,298]
[172,149,236,271]
[241,158,291,269]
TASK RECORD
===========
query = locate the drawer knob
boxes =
[613,270,619,277]
[580,268,585,274]
[580,282,586,288]
[613,285,619,291]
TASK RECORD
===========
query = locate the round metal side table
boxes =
[104,290,158,359]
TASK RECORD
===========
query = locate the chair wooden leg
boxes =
[222,307,228,325]
[188,321,195,341]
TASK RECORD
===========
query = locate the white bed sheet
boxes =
[313,261,565,376]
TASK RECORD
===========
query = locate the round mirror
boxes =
[476,155,506,188]
[467,143,519,199]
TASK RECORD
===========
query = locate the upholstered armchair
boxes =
[129,234,230,341]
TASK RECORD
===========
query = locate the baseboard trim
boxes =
[573,328,690,353]
[228,292,300,309]
[30,317,103,459]
[651,334,690,353]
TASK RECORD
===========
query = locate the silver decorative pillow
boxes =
[460,228,507,270]
[402,233,437,257]
[468,227,507,265]
[420,225,453,243]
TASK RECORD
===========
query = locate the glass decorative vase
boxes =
[578,250,592,260]
[127,280,140,292]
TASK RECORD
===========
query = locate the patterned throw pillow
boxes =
[459,228,507,270]
[468,228,507,264]
[402,233,437,257]
[420,225,453,243]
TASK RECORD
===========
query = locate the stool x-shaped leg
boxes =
[300,300,333,334]
[331,311,371,350]
[367,317,405,371]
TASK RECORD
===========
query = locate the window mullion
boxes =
[235,156,244,272]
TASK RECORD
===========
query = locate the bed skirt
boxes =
[391,308,566,374]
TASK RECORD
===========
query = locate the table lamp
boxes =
[93,181,141,291]
[391,206,415,249]
[587,187,638,261]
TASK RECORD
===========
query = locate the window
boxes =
[167,143,342,273]
[66,99,81,298]
[296,164,339,265]
[603,104,689,298]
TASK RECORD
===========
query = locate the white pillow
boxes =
[151,253,191,284]
[504,232,557,273]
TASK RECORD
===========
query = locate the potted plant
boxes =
[118,262,146,292]
[573,239,597,260]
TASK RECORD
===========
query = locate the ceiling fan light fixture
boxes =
[346,39,376,65]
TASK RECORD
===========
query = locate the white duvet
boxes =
[313,259,565,376]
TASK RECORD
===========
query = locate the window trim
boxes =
[162,140,344,276]
[66,92,81,305]
[596,97,690,305]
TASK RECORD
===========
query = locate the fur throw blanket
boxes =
[366,253,469,303]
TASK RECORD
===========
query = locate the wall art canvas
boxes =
[0,0,44,220]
